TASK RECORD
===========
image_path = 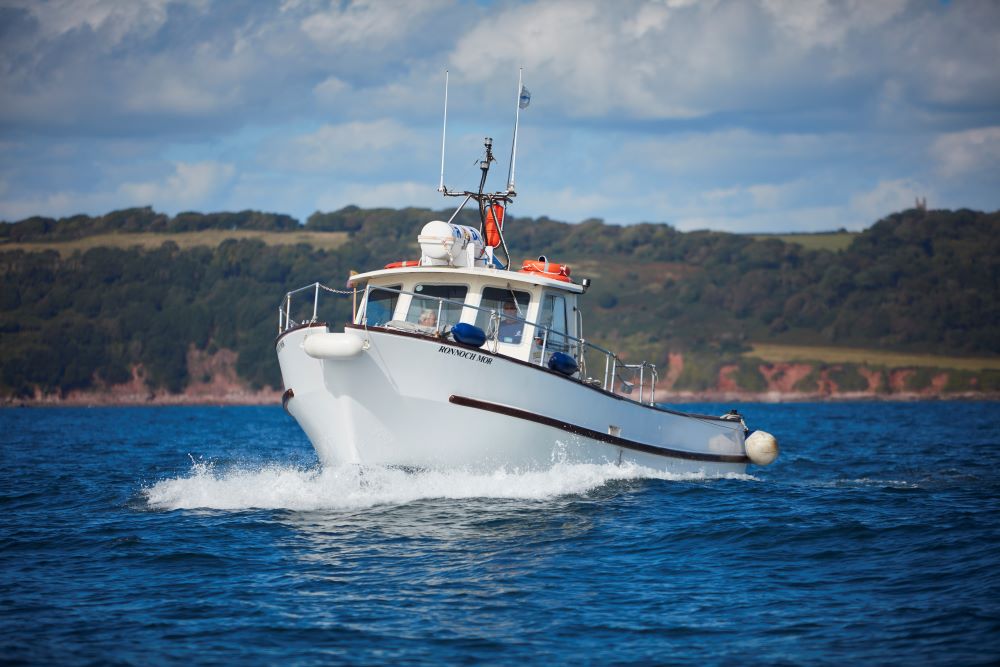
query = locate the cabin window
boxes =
[361,284,400,326]
[406,284,468,329]
[539,293,569,352]
[476,287,530,344]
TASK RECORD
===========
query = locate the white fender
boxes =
[303,332,365,360]
[745,430,779,466]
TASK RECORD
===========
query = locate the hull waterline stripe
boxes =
[449,395,750,464]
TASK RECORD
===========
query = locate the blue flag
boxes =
[519,85,531,109]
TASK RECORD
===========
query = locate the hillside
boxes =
[1,206,998,403]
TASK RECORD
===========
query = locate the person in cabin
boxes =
[418,309,438,328]
[498,300,524,344]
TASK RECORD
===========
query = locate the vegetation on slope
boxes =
[1,206,998,399]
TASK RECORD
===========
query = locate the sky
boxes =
[0,0,998,232]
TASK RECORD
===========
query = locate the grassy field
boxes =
[750,232,857,252]
[747,343,1000,371]
[0,230,349,256]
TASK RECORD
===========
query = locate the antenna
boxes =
[438,70,449,193]
[506,68,525,192]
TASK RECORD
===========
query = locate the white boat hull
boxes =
[276,324,750,474]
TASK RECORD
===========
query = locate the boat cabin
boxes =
[350,263,583,368]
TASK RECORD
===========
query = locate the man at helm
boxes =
[498,300,523,344]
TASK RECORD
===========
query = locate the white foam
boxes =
[841,477,919,489]
[143,460,755,512]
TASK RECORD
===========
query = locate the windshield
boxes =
[476,287,530,344]
[359,285,400,326]
[405,284,468,329]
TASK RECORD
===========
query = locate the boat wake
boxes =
[143,459,755,512]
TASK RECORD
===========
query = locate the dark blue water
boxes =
[2,403,999,665]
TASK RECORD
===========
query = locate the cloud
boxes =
[267,120,431,174]
[313,76,350,105]
[443,0,1000,127]
[4,1,998,134]
[450,1,694,118]
[1,0,998,231]
[671,205,845,233]
[119,160,236,210]
[931,127,1000,178]
[10,0,192,46]
[761,0,907,49]
[524,187,615,224]
[299,0,450,49]
[0,191,85,223]
[849,179,927,222]
[316,180,440,212]
[0,158,238,221]
[618,129,840,179]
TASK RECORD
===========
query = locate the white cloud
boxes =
[443,0,1000,125]
[119,160,236,209]
[300,0,450,49]
[12,0,188,45]
[270,120,429,173]
[0,191,81,222]
[123,64,240,115]
[0,158,236,221]
[691,182,795,212]
[931,127,1000,178]
[1,0,999,231]
[849,179,927,222]
[616,129,845,181]
[672,205,845,233]
[451,0,691,118]
[525,187,615,223]
[317,180,439,211]
[761,0,906,49]
[313,76,350,104]
[745,183,790,210]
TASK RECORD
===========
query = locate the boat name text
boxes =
[438,345,493,365]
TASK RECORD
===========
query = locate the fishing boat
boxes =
[275,74,778,474]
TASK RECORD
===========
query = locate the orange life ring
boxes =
[484,203,504,247]
[384,260,421,269]
[519,258,572,282]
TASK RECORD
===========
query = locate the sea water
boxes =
[1,403,998,665]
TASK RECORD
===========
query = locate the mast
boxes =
[506,68,524,193]
[435,73,524,270]
[478,137,495,225]
[438,70,449,193]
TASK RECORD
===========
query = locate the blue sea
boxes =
[2,402,999,665]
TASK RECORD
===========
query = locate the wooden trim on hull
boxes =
[449,395,750,464]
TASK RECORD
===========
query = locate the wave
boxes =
[818,477,920,489]
[143,459,755,512]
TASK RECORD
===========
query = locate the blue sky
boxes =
[1,0,998,232]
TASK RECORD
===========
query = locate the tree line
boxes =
[1,205,997,398]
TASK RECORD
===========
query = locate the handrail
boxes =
[278,281,658,406]
[278,281,357,333]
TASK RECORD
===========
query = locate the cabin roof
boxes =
[348,265,585,293]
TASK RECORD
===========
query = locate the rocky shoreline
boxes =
[4,350,996,407]
[5,387,997,408]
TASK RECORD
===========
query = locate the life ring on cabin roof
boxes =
[384,260,421,269]
[519,258,572,282]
